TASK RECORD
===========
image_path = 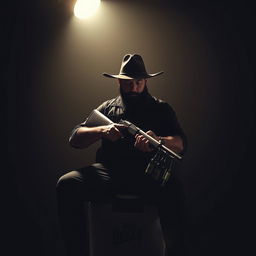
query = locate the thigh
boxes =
[57,163,114,203]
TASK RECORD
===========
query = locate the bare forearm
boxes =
[69,123,125,149]
[134,130,184,154]
[69,126,104,149]
[159,135,184,154]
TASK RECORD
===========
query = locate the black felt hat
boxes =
[103,54,164,79]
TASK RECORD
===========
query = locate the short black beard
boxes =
[120,86,150,109]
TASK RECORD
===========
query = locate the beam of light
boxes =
[74,0,101,19]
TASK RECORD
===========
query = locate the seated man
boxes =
[56,53,187,256]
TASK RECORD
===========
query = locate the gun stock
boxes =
[85,109,113,127]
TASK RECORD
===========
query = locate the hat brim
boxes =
[102,71,164,80]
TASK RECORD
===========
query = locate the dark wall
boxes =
[6,1,255,256]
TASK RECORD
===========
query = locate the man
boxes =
[56,54,187,256]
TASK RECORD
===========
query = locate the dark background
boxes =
[6,0,255,255]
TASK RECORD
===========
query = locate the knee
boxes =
[56,170,83,196]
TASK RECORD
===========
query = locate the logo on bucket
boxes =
[112,223,143,244]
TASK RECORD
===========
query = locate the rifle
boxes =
[85,109,182,186]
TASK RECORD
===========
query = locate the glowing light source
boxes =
[74,0,101,19]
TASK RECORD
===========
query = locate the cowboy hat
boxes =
[103,54,164,80]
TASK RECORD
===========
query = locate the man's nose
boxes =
[130,82,138,92]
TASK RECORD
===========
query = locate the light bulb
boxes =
[74,0,101,19]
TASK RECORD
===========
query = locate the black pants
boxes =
[56,163,185,256]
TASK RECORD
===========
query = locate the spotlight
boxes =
[74,0,101,19]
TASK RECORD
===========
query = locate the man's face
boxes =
[119,78,147,97]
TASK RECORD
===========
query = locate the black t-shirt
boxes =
[70,94,187,178]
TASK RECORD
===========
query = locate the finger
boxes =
[139,136,148,147]
[135,136,150,152]
[137,135,144,145]
[144,140,153,152]
[134,134,143,148]
[106,126,123,141]
[141,137,151,152]
[110,125,123,134]
[146,130,157,139]
[134,134,141,147]
[113,127,123,137]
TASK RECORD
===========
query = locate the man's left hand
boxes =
[134,130,158,152]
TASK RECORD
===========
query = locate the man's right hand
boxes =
[101,124,126,141]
